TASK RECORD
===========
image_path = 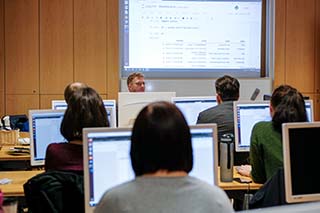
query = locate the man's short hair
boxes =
[64,82,88,103]
[215,75,240,101]
[130,101,193,176]
[127,72,145,86]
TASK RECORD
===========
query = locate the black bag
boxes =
[249,168,287,209]
[23,171,84,213]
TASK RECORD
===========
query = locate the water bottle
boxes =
[220,133,234,182]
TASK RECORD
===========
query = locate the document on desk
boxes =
[0,178,12,185]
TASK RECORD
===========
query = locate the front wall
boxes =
[40,0,74,94]
[0,0,4,117]
[285,0,315,93]
[74,0,107,94]
[6,95,39,115]
[5,0,39,95]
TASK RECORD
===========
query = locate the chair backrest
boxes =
[24,171,84,213]
[249,168,286,209]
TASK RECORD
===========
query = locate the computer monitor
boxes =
[282,122,320,203]
[172,96,217,125]
[51,100,69,110]
[29,109,66,166]
[52,99,117,127]
[118,92,176,127]
[83,124,217,212]
[234,100,314,152]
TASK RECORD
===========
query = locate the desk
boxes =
[0,170,43,196]
[0,167,262,198]
[0,146,30,161]
[218,167,262,191]
[0,131,30,161]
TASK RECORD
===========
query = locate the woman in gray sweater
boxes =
[95,101,233,213]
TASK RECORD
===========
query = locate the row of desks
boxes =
[0,133,262,197]
[0,168,262,197]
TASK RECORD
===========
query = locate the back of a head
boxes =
[271,85,307,132]
[215,75,240,101]
[61,87,109,141]
[64,82,88,104]
[130,101,193,176]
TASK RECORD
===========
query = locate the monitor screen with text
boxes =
[172,96,217,125]
[120,0,263,78]
[83,124,217,213]
[52,100,117,127]
[234,100,314,152]
[29,110,66,166]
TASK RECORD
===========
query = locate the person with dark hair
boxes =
[64,82,88,104]
[238,85,307,183]
[127,72,145,92]
[196,75,247,165]
[197,75,239,138]
[45,87,109,173]
[95,101,233,213]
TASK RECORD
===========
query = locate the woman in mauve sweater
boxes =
[45,86,109,173]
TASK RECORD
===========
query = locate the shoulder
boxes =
[46,143,65,152]
[46,143,80,156]
[100,179,136,198]
[186,177,234,211]
[252,121,273,132]
[200,106,217,115]
[251,121,280,143]
[95,180,136,211]
[210,101,234,113]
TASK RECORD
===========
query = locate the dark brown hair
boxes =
[61,87,109,141]
[215,75,240,101]
[271,85,307,132]
[130,101,193,176]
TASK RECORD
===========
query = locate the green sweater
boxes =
[250,121,283,184]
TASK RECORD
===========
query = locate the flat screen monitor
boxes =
[282,122,320,203]
[172,96,217,125]
[118,92,176,127]
[234,100,314,152]
[29,109,66,166]
[83,124,217,213]
[52,99,117,127]
[119,0,263,78]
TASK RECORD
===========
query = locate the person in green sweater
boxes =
[238,85,307,183]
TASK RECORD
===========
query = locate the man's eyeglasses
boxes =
[134,82,145,86]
